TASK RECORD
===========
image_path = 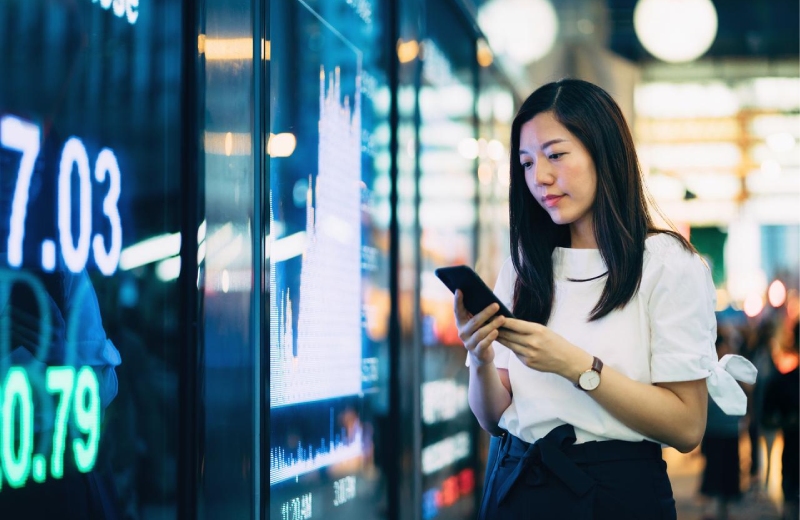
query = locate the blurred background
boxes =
[0,0,796,519]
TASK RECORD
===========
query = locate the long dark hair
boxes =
[509,78,691,324]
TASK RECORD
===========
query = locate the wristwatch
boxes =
[575,356,603,391]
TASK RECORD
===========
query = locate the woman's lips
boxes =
[543,195,564,208]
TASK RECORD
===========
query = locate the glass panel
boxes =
[200,0,257,517]
[0,0,181,517]
[475,68,515,288]
[395,1,424,518]
[419,3,480,519]
[268,0,389,517]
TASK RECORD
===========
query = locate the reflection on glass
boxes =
[0,0,182,516]
[268,0,389,517]
[418,3,480,519]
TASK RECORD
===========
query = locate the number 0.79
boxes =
[0,366,100,490]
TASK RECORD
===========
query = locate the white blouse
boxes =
[486,234,756,445]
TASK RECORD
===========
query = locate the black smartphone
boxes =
[434,265,515,318]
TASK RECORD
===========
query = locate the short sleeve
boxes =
[646,236,757,415]
[465,257,515,369]
[647,241,717,383]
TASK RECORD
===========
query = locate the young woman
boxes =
[454,79,757,519]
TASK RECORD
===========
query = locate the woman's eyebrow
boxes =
[519,138,568,155]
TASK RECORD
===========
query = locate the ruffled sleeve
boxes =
[647,236,756,415]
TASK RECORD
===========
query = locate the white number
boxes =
[58,138,92,273]
[92,149,122,275]
[1,117,122,275]
[1,116,41,268]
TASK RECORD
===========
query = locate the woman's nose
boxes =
[533,162,554,186]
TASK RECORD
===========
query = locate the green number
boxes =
[2,368,33,488]
[46,367,75,479]
[32,454,46,483]
[72,367,99,472]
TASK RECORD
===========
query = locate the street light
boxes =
[633,0,718,63]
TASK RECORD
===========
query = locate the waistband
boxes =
[504,428,662,464]
[492,424,663,506]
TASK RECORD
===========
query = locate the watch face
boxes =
[579,370,601,391]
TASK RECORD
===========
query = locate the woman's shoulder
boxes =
[496,256,517,285]
[644,232,700,266]
[645,231,691,257]
[643,232,710,285]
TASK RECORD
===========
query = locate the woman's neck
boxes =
[569,221,597,249]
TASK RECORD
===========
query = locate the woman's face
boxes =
[519,111,597,232]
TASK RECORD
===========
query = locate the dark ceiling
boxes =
[607,0,799,62]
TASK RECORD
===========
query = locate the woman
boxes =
[454,79,757,519]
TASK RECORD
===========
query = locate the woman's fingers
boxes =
[497,317,536,332]
[458,304,504,343]
[456,297,501,341]
[453,290,471,323]
[496,329,527,344]
[476,328,499,350]
[466,316,505,349]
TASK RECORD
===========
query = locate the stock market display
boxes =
[0,0,182,516]
[269,1,389,518]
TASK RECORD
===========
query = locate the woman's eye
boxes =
[549,153,565,160]
[521,161,533,169]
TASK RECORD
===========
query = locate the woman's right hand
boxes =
[454,290,506,367]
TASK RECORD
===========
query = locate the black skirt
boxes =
[480,424,676,520]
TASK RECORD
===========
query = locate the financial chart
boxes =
[268,1,389,518]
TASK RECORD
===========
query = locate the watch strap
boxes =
[574,356,603,389]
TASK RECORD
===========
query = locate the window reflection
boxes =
[0,0,182,517]
[268,0,389,517]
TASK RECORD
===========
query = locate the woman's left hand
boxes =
[496,318,592,380]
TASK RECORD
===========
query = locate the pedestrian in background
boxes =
[699,330,743,520]
[762,320,799,520]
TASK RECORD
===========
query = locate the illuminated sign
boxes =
[0,115,122,490]
[0,271,102,489]
[421,379,468,425]
[421,432,471,475]
[422,468,475,520]
[0,366,100,489]
[269,67,363,409]
[281,492,313,520]
[332,476,356,507]
[0,115,123,275]
[91,0,139,25]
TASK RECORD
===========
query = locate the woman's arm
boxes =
[579,352,707,453]
[454,291,513,434]
[468,364,512,435]
[497,319,708,453]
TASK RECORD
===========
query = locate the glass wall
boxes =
[0,0,518,518]
[200,0,259,517]
[267,0,391,517]
[417,2,481,519]
[0,0,183,517]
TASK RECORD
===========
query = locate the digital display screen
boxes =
[418,3,482,517]
[0,77,117,492]
[269,0,389,517]
[0,0,182,516]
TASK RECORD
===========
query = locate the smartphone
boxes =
[434,265,515,318]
